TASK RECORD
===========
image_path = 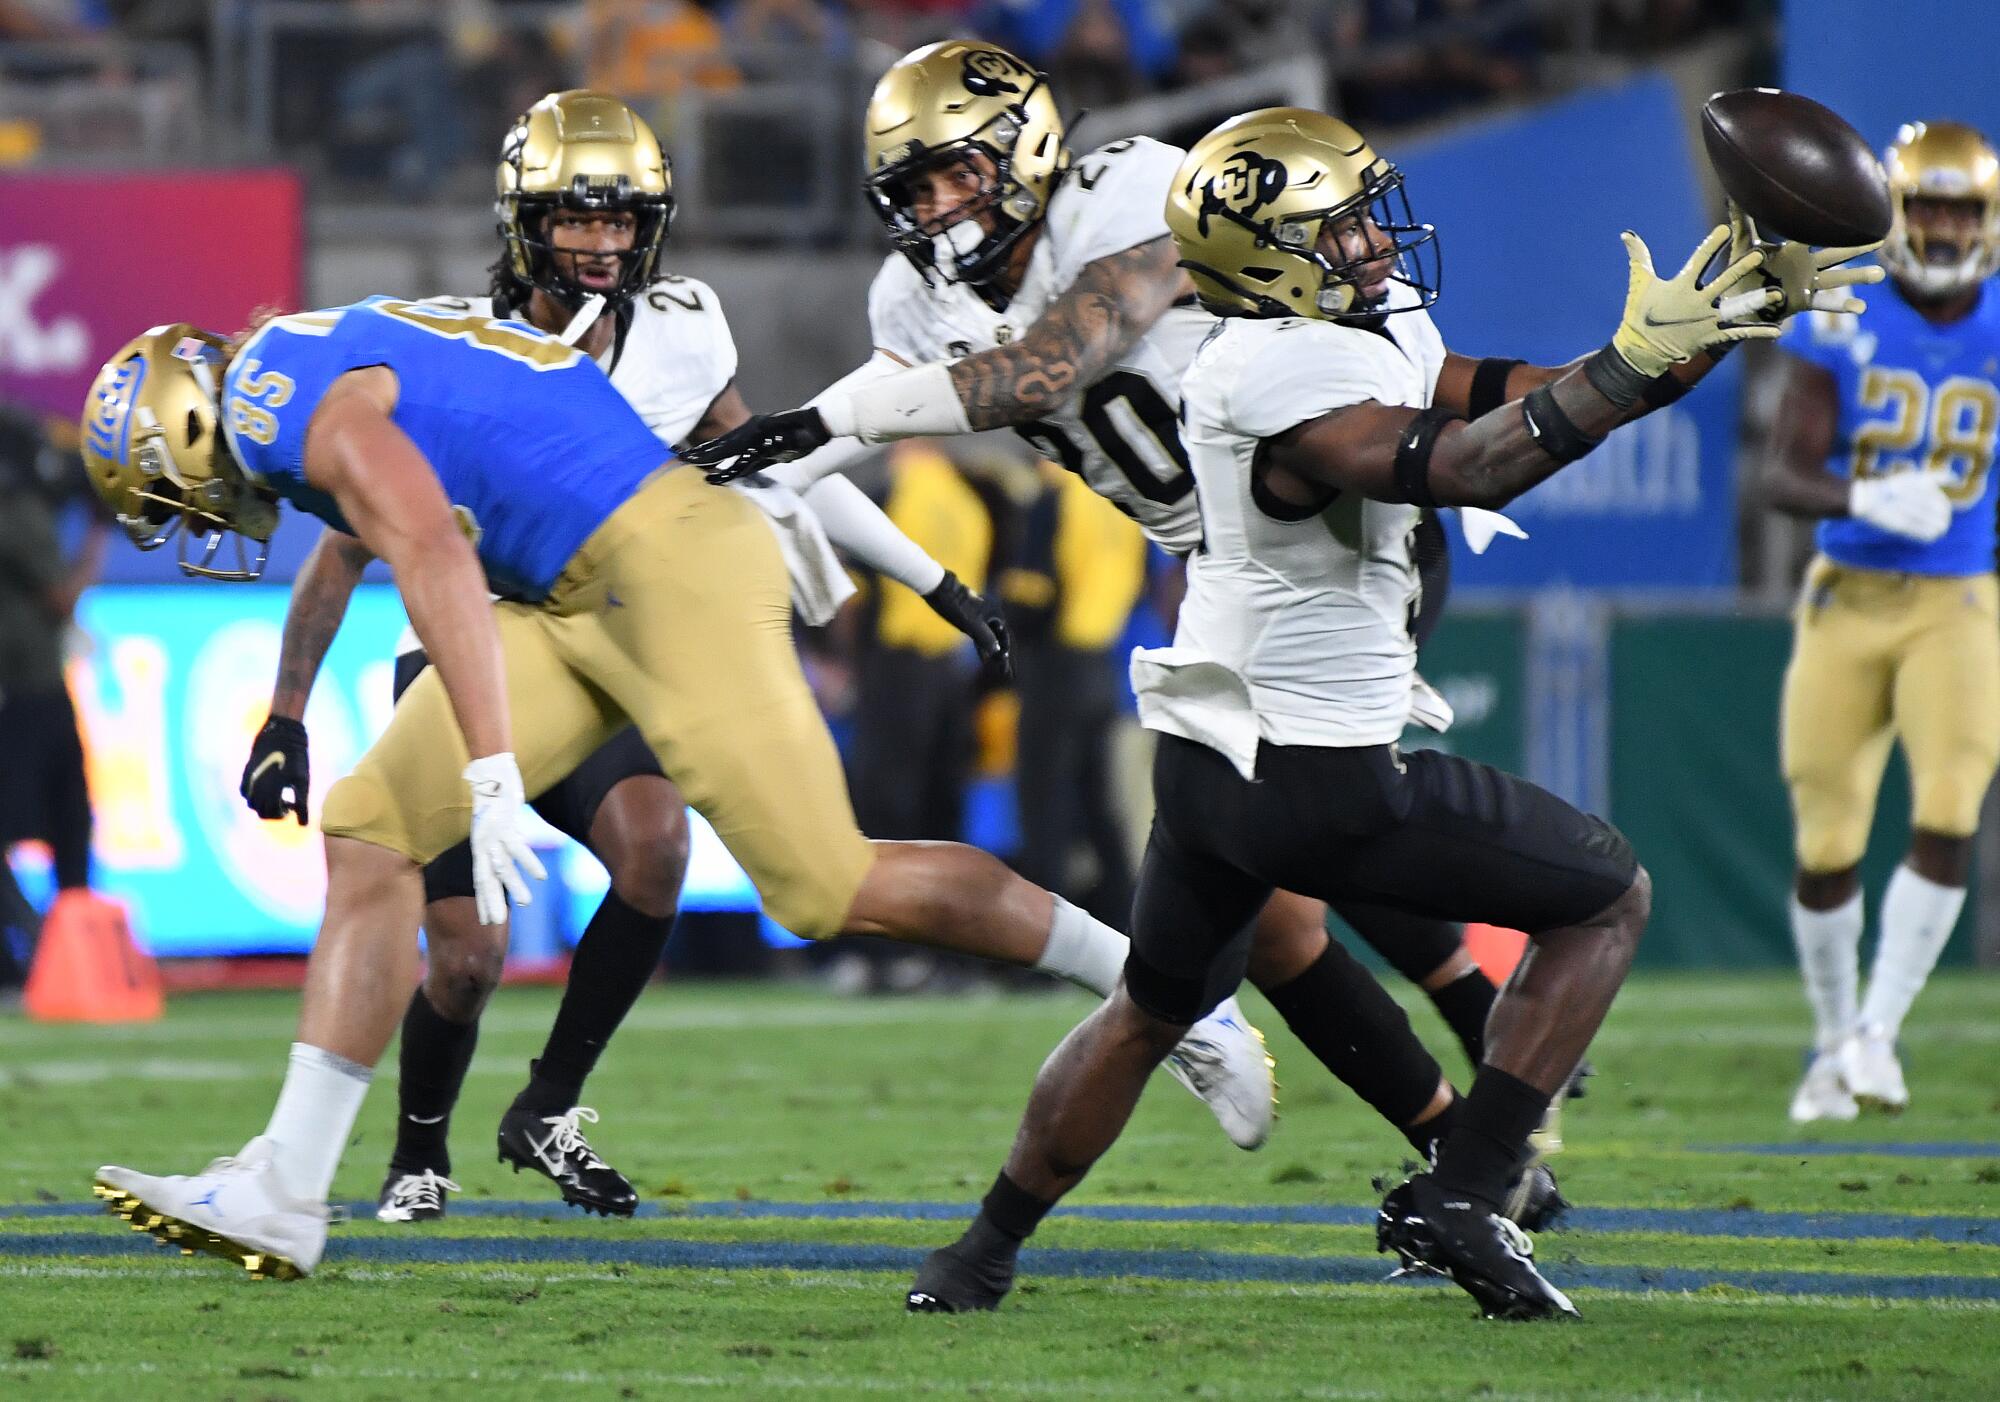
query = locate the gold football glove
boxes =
[1612,225,1779,378]
[1723,203,1884,321]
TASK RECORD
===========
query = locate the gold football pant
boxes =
[1780,556,2000,873]
[319,467,875,937]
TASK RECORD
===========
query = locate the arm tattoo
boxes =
[271,535,370,718]
[947,237,1183,430]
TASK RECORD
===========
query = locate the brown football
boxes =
[1701,88,1892,246]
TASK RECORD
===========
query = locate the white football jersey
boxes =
[393,280,851,654]
[1132,282,1447,775]
[867,136,1209,553]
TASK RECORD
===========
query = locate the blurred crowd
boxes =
[0,1,1770,193]
[0,402,104,997]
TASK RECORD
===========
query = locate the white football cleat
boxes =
[1788,1050,1859,1123]
[1839,1026,1909,1113]
[94,1136,329,1279]
[1164,995,1276,1150]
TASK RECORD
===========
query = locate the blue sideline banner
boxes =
[1395,75,1742,590]
[32,584,760,957]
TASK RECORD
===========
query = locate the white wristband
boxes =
[816,361,972,444]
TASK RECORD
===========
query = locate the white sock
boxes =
[1033,896,1129,997]
[1790,891,1862,1054]
[263,1042,373,1203]
[1858,864,1963,1041]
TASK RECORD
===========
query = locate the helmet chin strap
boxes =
[558,293,608,346]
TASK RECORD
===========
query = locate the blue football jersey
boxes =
[1781,278,2000,576]
[220,297,670,599]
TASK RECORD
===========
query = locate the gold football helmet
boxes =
[1882,121,2000,299]
[80,326,277,580]
[497,90,674,307]
[1165,107,1438,322]
[862,40,1071,287]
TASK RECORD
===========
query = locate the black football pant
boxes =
[1125,735,1638,1026]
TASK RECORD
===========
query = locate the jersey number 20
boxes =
[1017,371,1193,505]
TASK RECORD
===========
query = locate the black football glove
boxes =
[682,408,834,484]
[241,715,310,824]
[925,571,1012,684]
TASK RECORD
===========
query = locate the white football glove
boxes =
[464,752,546,926]
[1849,474,1952,543]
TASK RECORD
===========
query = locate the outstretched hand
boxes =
[682,409,833,484]
[1719,206,1884,322]
[1611,224,1782,379]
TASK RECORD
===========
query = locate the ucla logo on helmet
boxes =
[87,356,146,463]
[961,50,1029,98]
[1198,151,1289,234]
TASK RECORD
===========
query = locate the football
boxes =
[1700,88,1892,246]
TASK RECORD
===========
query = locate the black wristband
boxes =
[1393,407,1457,508]
[1640,371,1692,408]
[1583,344,1652,410]
[1466,358,1525,418]
[1521,385,1603,465]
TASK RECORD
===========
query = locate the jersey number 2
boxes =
[1017,370,1193,505]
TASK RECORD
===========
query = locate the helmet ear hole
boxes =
[186,409,205,447]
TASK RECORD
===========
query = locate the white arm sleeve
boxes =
[800,473,947,595]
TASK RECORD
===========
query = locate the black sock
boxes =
[1403,1092,1459,1159]
[964,1171,1054,1256]
[1260,941,1443,1130]
[513,891,673,1116]
[1430,1066,1550,1209]
[1429,967,1499,1066]
[393,989,480,1175]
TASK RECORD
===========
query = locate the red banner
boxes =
[0,169,302,420]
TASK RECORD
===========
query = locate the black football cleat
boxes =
[496,1105,638,1217]
[1377,1173,1579,1321]
[1502,1158,1571,1234]
[905,1240,1018,1313]
[376,1166,459,1223]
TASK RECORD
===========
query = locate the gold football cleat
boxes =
[92,1177,305,1280]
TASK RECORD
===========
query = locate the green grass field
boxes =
[2,971,1996,1400]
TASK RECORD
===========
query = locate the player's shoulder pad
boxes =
[1223,316,1395,438]
[634,273,725,320]
[627,274,731,348]
[406,293,497,318]
[1049,136,1186,274]
[624,273,736,384]
[867,253,935,362]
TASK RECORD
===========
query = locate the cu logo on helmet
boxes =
[1201,152,1288,232]
[961,50,1028,97]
